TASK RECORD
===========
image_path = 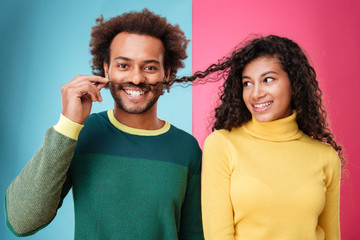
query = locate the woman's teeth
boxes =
[253,102,272,108]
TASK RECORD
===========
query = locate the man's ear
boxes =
[164,68,171,82]
[104,61,109,78]
[162,68,171,94]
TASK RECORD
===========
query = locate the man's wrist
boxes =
[53,114,84,140]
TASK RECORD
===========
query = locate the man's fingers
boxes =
[75,76,108,102]
[61,75,108,124]
[64,76,109,102]
[95,80,109,102]
[95,80,109,90]
[72,75,109,84]
[78,84,101,102]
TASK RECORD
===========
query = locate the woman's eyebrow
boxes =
[261,71,278,76]
[242,71,279,79]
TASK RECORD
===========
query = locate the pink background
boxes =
[192,0,360,238]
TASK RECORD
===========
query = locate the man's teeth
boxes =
[254,102,272,108]
[125,90,145,97]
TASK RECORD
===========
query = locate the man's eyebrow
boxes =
[113,57,160,65]
[114,56,132,61]
[143,59,161,64]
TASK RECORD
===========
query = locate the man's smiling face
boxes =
[105,32,169,114]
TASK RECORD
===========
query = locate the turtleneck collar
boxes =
[242,111,303,142]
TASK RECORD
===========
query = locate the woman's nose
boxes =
[251,84,265,100]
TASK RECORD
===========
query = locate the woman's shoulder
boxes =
[204,126,245,145]
[301,134,337,151]
[301,134,340,166]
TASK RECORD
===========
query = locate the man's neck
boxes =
[113,105,164,130]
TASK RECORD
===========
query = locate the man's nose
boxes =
[128,68,145,85]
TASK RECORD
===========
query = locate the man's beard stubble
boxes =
[109,82,162,114]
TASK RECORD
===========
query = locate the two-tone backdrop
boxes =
[0,0,358,239]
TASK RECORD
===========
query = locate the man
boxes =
[5,9,203,240]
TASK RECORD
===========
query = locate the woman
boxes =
[187,35,345,239]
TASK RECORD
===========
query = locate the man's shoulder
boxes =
[77,111,111,141]
[168,124,199,145]
[167,124,202,173]
[84,111,108,123]
[81,111,111,131]
[166,124,202,162]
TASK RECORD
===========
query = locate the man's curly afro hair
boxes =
[89,9,189,83]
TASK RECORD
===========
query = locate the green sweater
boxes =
[6,110,204,240]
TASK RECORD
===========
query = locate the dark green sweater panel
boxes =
[69,111,203,240]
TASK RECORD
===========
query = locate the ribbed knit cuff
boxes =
[53,114,84,140]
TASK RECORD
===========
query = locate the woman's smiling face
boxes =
[242,56,292,122]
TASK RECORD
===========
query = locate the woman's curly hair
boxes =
[89,9,189,83]
[179,35,345,170]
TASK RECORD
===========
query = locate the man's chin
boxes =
[121,108,148,114]
[116,102,156,115]
[111,88,160,115]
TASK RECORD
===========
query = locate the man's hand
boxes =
[61,75,109,124]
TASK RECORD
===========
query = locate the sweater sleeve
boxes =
[318,147,341,240]
[179,144,204,240]
[201,131,235,240]
[5,116,81,237]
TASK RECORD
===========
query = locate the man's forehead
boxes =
[113,56,161,65]
[109,32,165,61]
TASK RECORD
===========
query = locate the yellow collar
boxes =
[243,111,303,141]
[107,109,170,136]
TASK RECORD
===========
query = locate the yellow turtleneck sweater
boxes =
[201,112,340,240]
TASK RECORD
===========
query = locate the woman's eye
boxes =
[264,77,274,83]
[243,81,252,87]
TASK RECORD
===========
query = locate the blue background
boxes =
[0,0,192,239]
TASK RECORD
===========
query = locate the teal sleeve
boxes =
[5,127,76,237]
[179,151,204,240]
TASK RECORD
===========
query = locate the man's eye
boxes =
[116,64,128,69]
[145,66,158,71]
